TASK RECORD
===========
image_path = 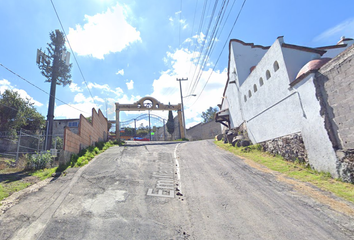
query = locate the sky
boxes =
[1,0,354,130]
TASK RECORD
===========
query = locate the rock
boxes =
[215,134,223,141]
[51,172,61,178]
[241,140,250,147]
[226,131,237,144]
[235,135,244,141]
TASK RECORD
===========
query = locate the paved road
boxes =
[1,140,354,239]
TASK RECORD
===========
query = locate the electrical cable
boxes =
[189,0,229,96]
[0,63,91,114]
[191,0,247,106]
[50,0,97,106]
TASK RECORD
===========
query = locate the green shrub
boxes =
[26,151,53,170]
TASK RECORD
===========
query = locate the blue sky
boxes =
[1,0,354,129]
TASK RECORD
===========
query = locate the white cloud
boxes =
[314,18,354,44]
[150,48,226,126]
[87,82,123,96]
[0,79,43,107]
[169,17,173,22]
[126,79,134,90]
[116,69,124,75]
[67,3,141,59]
[69,82,83,92]
[193,32,206,44]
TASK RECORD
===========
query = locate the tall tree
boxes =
[166,110,174,139]
[0,90,45,136]
[37,30,72,150]
[201,107,218,123]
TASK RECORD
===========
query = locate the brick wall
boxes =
[63,108,108,154]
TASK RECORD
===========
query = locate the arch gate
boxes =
[115,97,184,140]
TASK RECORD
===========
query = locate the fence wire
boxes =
[0,129,63,162]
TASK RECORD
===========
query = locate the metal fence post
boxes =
[16,129,22,163]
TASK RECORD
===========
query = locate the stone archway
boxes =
[115,97,184,140]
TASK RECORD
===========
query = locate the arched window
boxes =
[259,77,264,86]
[244,95,247,102]
[253,84,257,93]
[266,70,271,80]
[248,90,252,98]
[273,61,279,72]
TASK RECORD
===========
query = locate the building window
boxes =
[273,61,279,72]
[244,95,247,102]
[253,84,257,93]
[248,90,252,98]
[266,70,271,80]
[259,77,264,86]
[68,121,78,127]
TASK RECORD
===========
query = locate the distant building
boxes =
[53,119,80,136]
[216,36,354,182]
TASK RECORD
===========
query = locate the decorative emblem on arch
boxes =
[116,96,181,111]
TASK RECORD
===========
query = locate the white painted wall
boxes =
[220,37,344,177]
[281,47,321,82]
[231,41,268,86]
[296,74,338,177]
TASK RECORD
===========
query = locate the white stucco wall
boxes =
[231,41,268,86]
[221,37,342,177]
[296,75,339,177]
[281,47,321,82]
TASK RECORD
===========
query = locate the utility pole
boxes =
[45,41,60,151]
[37,30,71,150]
[176,78,188,139]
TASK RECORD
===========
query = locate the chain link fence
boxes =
[0,129,63,165]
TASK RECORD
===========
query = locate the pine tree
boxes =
[166,110,174,139]
[37,29,72,150]
[37,30,72,86]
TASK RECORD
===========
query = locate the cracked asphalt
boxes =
[1,140,354,239]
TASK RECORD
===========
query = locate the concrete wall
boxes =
[63,108,108,154]
[316,44,354,149]
[186,121,222,141]
[315,44,354,182]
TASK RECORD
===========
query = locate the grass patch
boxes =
[0,181,31,202]
[214,141,354,204]
[56,139,124,172]
[30,167,58,180]
[0,140,124,203]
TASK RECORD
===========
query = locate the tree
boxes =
[37,30,72,86]
[0,90,45,135]
[201,107,218,123]
[37,30,72,150]
[166,110,174,139]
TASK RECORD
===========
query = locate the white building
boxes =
[216,36,354,179]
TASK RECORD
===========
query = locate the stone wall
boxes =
[259,132,308,163]
[186,121,222,141]
[336,149,354,183]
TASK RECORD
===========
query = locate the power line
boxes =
[0,63,91,115]
[191,0,247,106]
[50,0,96,106]
[189,0,229,96]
